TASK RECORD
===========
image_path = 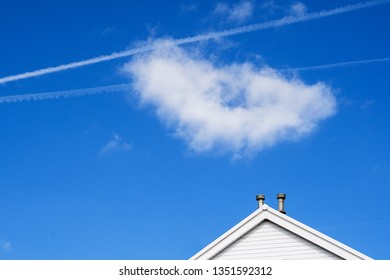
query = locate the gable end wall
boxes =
[212,220,343,260]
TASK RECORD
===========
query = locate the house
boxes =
[190,194,371,260]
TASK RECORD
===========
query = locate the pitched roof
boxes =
[190,204,372,260]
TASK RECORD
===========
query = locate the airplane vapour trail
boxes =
[0,0,388,85]
[174,0,390,44]
[282,57,390,71]
[1,56,389,104]
[0,84,131,104]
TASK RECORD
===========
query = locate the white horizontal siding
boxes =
[212,220,343,260]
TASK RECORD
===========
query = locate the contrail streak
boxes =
[282,57,390,71]
[2,56,389,104]
[0,0,388,85]
[0,84,131,104]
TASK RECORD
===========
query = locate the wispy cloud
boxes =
[261,0,279,13]
[213,1,254,23]
[0,0,388,85]
[0,241,12,252]
[289,2,307,16]
[282,57,390,71]
[100,134,132,154]
[0,84,131,104]
[101,27,120,36]
[124,41,336,157]
[180,3,198,13]
[361,99,375,110]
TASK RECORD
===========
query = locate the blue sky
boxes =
[0,0,389,260]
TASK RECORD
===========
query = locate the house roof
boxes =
[190,204,372,260]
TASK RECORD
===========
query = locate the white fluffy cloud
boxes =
[124,41,336,157]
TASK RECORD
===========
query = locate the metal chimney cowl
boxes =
[256,194,265,208]
[277,193,286,214]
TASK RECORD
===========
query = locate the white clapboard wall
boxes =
[212,220,342,260]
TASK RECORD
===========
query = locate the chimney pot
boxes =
[276,193,286,214]
[256,194,265,208]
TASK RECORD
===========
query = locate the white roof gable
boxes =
[212,220,343,260]
[190,204,371,260]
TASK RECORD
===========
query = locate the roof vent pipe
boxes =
[277,193,286,214]
[256,194,265,208]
